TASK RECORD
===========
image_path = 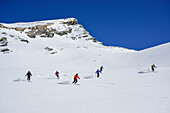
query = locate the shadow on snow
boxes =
[13,78,27,82]
[57,81,71,85]
[84,75,95,79]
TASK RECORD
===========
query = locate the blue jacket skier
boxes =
[96,69,101,77]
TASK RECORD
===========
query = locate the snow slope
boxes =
[0,19,170,113]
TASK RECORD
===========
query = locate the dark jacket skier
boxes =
[72,73,80,84]
[100,66,104,72]
[151,64,157,72]
[96,69,101,77]
[25,71,32,81]
[55,70,59,79]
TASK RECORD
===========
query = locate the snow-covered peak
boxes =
[0,18,135,55]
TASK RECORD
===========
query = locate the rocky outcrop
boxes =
[28,26,37,31]
[0,48,12,53]
[27,24,56,38]
[0,37,8,46]
[63,18,78,25]
[0,24,7,29]
[57,28,72,36]
[15,27,26,32]
[0,18,103,45]
[45,47,57,54]
[0,37,11,53]
[36,25,48,32]
[27,31,36,38]
[20,39,29,43]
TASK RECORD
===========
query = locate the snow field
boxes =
[0,20,170,113]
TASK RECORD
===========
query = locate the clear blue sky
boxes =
[0,0,169,50]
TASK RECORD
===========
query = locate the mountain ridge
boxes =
[0,18,137,54]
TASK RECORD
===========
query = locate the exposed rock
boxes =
[86,37,98,43]
[68,28,72,33]
[0,37,7,42]
[100,42,104,46]
[0,37,8,46]
[40,35,46,38]
[1,48,10,52]
[82,35,88,38]
[9,35,15,37]
[92,38,97,43]
[28,26,37,31]
[79,25,84,28]
[35,31,44,35]
[56,28,72,36]
[45,47,53,51]
[1,32,7,35]
[20,39,29,43]
[0,48,12,53]
[57,31,68,36]
[71,37,76,40]
[15,27,25,32]
[46,32,54,38]
[0,24,4,28]
[0,24,7,28]
[27,31,36,38]
[50,51,57,54]
[36,25,48,32]
[63,19,78,25]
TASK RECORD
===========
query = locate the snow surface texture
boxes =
[0,18,170,113]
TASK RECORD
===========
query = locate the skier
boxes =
[151,64,157,72]
[96,69,101,77]
[100,66,104,73]
[72,73,80,84]
[25,71,32,81]
[55,70,59,79]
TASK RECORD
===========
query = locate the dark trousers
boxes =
[152,67,154,71]
[72,79,78,84]
[97,73,100,77]
[56,75,59,79]
[100,69,102,72]
[27,75,31,81]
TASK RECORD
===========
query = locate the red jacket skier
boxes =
[55,70,59,79]
[72,73,80,84]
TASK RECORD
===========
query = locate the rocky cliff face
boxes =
[0,18,103,54]
[0,18,100,41]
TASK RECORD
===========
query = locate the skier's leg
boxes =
[75,79,77,84]
[27,77,30,81]
[72,79,75,83]
[97,73,99,77]
[100,69,102,73]
[152,67,154,71]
